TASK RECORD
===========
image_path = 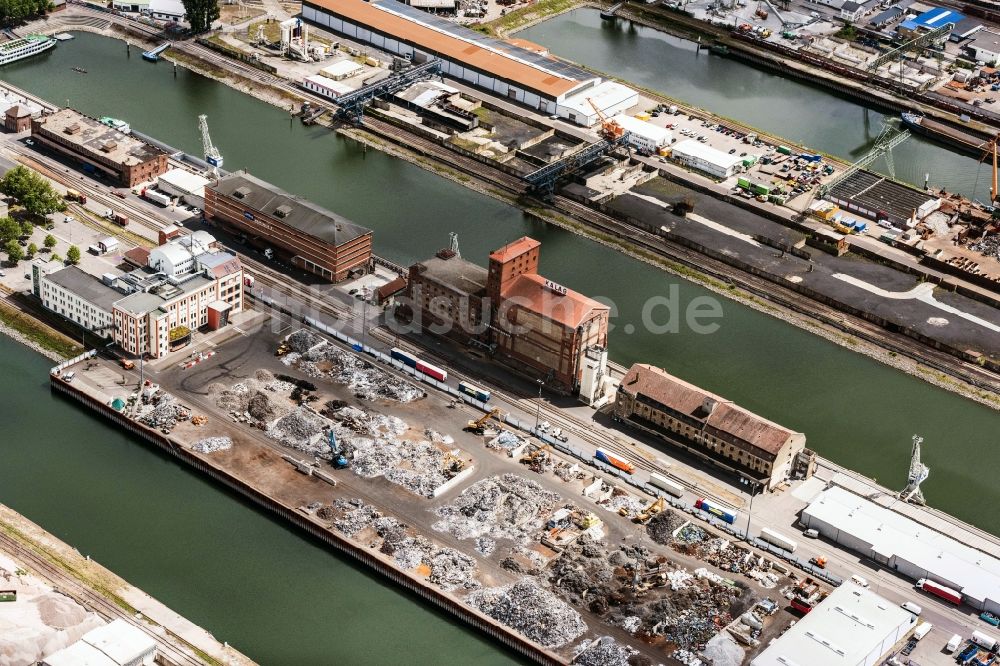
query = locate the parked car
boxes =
[803,528,819,538]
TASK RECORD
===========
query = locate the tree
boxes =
[0,217,18,244]
[50,253,61,263]
[0,0,52,26]
[43,234,56,249]
[182,0,219,32]
[25,242,36,259]
[4,239,23,264]
[0,166,66,218]
[19,219,33,237]
[66,245,80,264]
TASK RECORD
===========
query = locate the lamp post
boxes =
[742,477,760,540]
[533,378,544,431]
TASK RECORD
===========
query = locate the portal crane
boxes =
[198,114,224,175]
[587,97,624,142]
[899,434,929,504]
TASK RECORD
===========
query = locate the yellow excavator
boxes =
[633,497,667,524]
[465,408,503,435]
[520,443,552,465]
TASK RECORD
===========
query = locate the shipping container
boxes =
[594,448,635,474]
[737,177,751,189]
[415,359,447,382]
[972,630,998,651]
[390,347,418,368]
[458,381,491,403]
[777,145,792,155]
[759,527,798,552]
[695,498,737,524]
[64,188,86,203]
[142,188,171,207]
[917,578,962,605]
[112,213,129,226]
[648,472,684,498]
[790,598,813,614]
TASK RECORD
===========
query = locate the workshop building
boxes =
[4,104,33,132]
[30,109,169,187]
[43,619,157,666]
[406,237,609,392]
[205,170,373,282]
[670,139,745,179]
[614,364,806,489]
[967,29,1000,64]
[300,0,637,124]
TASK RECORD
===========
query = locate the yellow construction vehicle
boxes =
[520,443,551,465]
[633,497,667,523]
[465,408,503,434]
[275,342,290,356]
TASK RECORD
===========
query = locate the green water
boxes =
[521,8,989,199]
[0,31,996,664]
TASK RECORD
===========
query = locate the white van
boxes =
[946,634,962,652]
[901,601,923,616]
[850,574,870,588]
[803,528,819,538]
[913,622,932,640]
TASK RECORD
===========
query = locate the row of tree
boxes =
[0,0,53,27]
[0,166,76,266]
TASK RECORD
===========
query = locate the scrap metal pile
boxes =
[573,637,641,666]
[192,436,232,454]
[136,389,189,430]
[433,474,561,544]
[281,329,423,402]
[469,579,587,648]
[970,234,1000,260]
[266,406,329,453]
[546,535,755,654]
[327,499,480,591]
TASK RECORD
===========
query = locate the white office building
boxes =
[610,114,673,152]
[670,139,745,178]
[35,264,118,335]
[751,582,915,666]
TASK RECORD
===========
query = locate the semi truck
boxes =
[758,527,798,553]
[648,472,684,498]
[916,578,962,605]
[594,448,635,474]
[141,188,171,207]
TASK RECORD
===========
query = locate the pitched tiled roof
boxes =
[500,273,607,329]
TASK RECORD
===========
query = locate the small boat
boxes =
[71,66,87,74]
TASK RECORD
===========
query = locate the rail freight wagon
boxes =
[916,578,962,605]
[759,527,798,553]
[415,359,447,382]
[648,472,684,498]
[458,381,491,403]
[695,498,738,525]
[594,448,635,474]
[390,347,418,368]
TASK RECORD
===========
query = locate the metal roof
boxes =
[209,171,371,247]
[751,582,914,666]
[158,168,209,195]
[81,619,156,665]
[803,486,1000,606]
[671,139,746,170]
[45,266,122,312]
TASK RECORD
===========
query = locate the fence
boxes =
[50,350,96,376]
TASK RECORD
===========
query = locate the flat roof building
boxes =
[157,168,209,206]
[802,485,1000,613]
[611,114,673,152]
[205,170,372,282]
[31,109,168,186]
[43,619,157,666]
[751,582,915,666]
[670,139,745,179]
[614,364,806,489]
[301,0,637,123]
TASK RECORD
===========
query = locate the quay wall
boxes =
[48,374,566,666]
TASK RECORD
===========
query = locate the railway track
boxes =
[0,530,204,666]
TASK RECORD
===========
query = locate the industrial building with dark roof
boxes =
[615,364,806,489]
[30,109,169,186]
[205,170,373,282]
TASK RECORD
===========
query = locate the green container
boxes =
[737,177,751,189]
[750,183,771,195]
[742,156,757,167]
[0,590,15,602]
[777,145,792,155]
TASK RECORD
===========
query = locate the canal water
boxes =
[0,32,997,663]
[520,8,989,199]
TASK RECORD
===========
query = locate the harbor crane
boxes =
[198,114,224,175]
[899,434,929,504]
[865,22,953,84]
[587,97,624,141]
[816,119,910,198]
[448,231,460,257]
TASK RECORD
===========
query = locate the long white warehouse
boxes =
[751,582,915,666]
[671,138,744,178]
[802,485,1000,613]
[611,114,673,153]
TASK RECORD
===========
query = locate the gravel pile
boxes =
[192,436,232,453]
[433,474,561,544]
[573,637,640,666]
[469,579,586,648]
